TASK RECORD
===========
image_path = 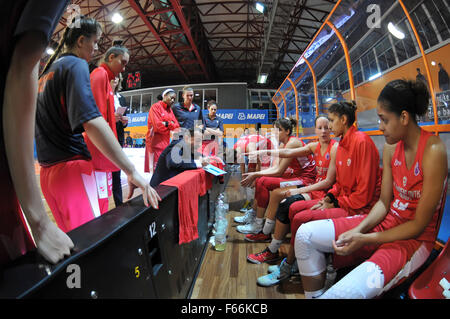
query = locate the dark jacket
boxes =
[149,139,201,187]
[116,93,128,147]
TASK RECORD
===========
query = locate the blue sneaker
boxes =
[257,258,292,287]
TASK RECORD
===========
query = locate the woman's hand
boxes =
[33,220,74,264]
[332,229,367,256]
[241,172,257,187]
[126,170,161,209]
[310,196,330,210]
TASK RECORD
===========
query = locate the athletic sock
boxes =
[262,218,275,235]
[255,217,264,225]
[268,238,283,253]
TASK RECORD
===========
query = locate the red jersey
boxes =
[283,136,316,184]
[388,129,447,242]
[310,139,337,199]
[233,134,272,151]
[328,125,382,215]
[84,63,119,172]
[145,100,180,151]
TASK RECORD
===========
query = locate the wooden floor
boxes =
[191,172,306,299]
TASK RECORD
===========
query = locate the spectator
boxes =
[125,132,133,148]
[438,62,449,91]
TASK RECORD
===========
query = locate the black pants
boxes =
[112,170,123,207]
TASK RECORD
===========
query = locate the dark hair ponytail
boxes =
[275,116,297,135]
[40,15,102,77]
[328,101,357,126]
[377,79,429,120]
[103,40,129,64]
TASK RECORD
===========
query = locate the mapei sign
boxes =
[205,109,269,124]
[128,113,148,127]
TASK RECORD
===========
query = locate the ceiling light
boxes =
[388,22,405,39]
[46,48,55,55]
[368,72,382,81]
[431,61,436,66]
[112,13,123,24]
[255,2,265,13]
[258,73,268,84]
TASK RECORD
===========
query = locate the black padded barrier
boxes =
[0,174,216,299]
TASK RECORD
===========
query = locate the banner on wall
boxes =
[127,113,148,127]
[128,109,269,126]
[203,109,269,124]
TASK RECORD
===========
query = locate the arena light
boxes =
[258,73,268,84]
[46,48,55,55]
[388,22,405,40]
[112,12,124,24]
[368,72,382,81]
[255,2,265,13]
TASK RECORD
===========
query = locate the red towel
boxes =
[162,169,213,244]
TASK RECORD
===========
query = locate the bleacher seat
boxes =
[408,239,450,299]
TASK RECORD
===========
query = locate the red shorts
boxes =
[255,174,311,208]
[40,160,100,233]
[332,214,434,285]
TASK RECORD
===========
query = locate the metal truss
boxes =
[48,0,336,88]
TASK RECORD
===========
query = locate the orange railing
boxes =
[274,0,450,139]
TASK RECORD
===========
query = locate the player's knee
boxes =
[295,223,313,260]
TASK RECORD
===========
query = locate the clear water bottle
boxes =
[219,192,229,212]
[215,218,227,251]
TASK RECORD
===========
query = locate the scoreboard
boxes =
[126,71,141,89]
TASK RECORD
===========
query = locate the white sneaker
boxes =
[234,209,255,224]
[236,220,262,234]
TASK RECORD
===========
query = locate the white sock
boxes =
[305,288,325,299]
[262,219,275,235]
[268,238,283,253]
[255,217,264,225]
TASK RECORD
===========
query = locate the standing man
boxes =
[172,86,204,130]
[145,89,180,173]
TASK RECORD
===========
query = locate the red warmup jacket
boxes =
[145,100,180,152]
[84,63,119,172]
[328,125,382,215]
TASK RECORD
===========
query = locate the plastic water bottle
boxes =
[219,192,229,212]
[215,218,227,251]
[214,197,228,251]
